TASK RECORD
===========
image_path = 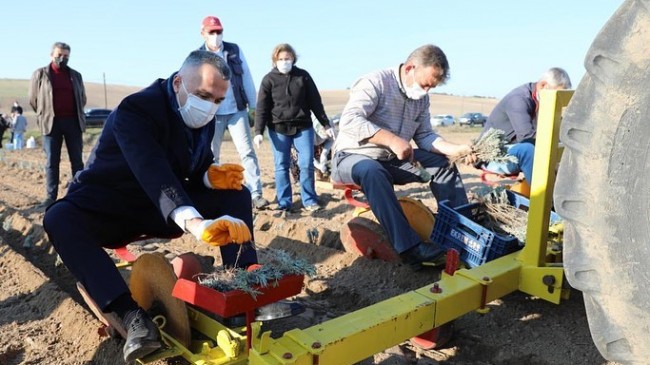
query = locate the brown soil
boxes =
[0,129,616,365]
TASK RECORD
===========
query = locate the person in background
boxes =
[479,67,572,184]
[312,113,337,178]
[43,50,257,362]
[11,106,27,150]
[0,113,10,148]
[331,44,477,269]
[254,43,334,212]
[289,114,338,183]
[198,16,269,210]
[29,42,87,208]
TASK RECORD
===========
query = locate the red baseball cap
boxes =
[202,16,223,32]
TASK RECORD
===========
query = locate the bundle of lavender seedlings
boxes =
[198,249,316,298]
[475,187,528,243]
[451,128,519,166]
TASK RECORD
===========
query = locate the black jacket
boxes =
[255,66,329,136]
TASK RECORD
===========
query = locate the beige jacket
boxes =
[28,64,87,135]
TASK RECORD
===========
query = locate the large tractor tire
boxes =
[554,1,650,364]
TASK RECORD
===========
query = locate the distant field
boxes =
[318,90,497,118]
[0,79,498,141]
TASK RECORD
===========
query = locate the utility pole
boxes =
[103,72,108,109]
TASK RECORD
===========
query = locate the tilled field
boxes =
[0,132,616,365]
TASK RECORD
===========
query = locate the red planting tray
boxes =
[172,274,305,317]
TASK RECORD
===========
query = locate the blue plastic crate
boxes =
[431,191,560,268]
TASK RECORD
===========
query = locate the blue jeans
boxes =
[12,132,24,150]
[332,149,468,253]
[44,186,257,311]
[484,142,535,183]
[43,117,84,200]
[268,128,318,209]
[211,110,263,199]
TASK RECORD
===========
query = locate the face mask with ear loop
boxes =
[207,33,223,49]
[405,67,428,100]
[177,80,220,129]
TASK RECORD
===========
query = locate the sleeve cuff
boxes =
[170,206,203,232]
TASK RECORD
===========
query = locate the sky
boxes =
[0,1,623,99]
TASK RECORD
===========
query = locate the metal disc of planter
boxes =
[130,253,191,348]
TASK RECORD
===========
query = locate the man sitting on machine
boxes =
[478,67,572,186]
[331,44,477,269]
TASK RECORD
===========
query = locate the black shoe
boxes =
[400,242,445,270]
[37,198,55,209]
[122,308,162,362]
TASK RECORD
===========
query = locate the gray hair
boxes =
[52,42,71,52]
[406,44,450,84]
[540,67,572,89]
[180,50,231,81]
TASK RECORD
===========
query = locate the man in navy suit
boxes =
[43,50,257,362]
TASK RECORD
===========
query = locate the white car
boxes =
[430,114,455,127]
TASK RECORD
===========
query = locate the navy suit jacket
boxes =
[66,75,214,223]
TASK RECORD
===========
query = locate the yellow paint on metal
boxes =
[517,90,573,300]
[519,90,573,266]
[217,330,240,359]
[352,206,371,217]
[399,197,436,241]
[508,179,530,198]
[151,90,575,365]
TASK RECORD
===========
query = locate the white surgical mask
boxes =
[405,67,428,100]
[208,33,223,49]
[177,80,219,129]
[276,60,293,74]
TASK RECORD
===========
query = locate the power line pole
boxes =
[103,72,108,109]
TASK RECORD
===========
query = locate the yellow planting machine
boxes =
[83,2,650,363]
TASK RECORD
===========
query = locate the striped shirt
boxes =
[333,66,440,160]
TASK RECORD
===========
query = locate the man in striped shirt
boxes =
[332,44,476,269]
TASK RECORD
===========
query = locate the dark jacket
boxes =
[67,75,214,221]
[0,115,9,134]
[198,42,249,111]
[28,64,87,135]
[483,82,538,143]
[255,66,329,136]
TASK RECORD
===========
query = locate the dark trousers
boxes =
[43,187,258,311]
[332,149,468,253]
[43,117,84,200]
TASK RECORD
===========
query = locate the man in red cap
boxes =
[198,16,269,210]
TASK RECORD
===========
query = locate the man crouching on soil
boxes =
[44,50,257,362]
[331,44,477,270]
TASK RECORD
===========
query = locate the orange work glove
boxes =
[195,215,252,246]
[203,163,244,190]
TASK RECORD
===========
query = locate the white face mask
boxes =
[405,67,428,100]
[207,33,223,49]
[177,80,219,129]
[276,60,293,74]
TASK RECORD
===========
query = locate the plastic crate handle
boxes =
[449,218,485,242]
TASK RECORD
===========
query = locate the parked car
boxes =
[84,108,112,128]
[458,112,487,127]
[430,114,455,127]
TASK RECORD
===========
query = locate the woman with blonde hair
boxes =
[254,43,334,212]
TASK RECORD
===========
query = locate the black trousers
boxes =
[43,186,257,311]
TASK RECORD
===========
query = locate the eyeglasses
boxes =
[209,30,223,35]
